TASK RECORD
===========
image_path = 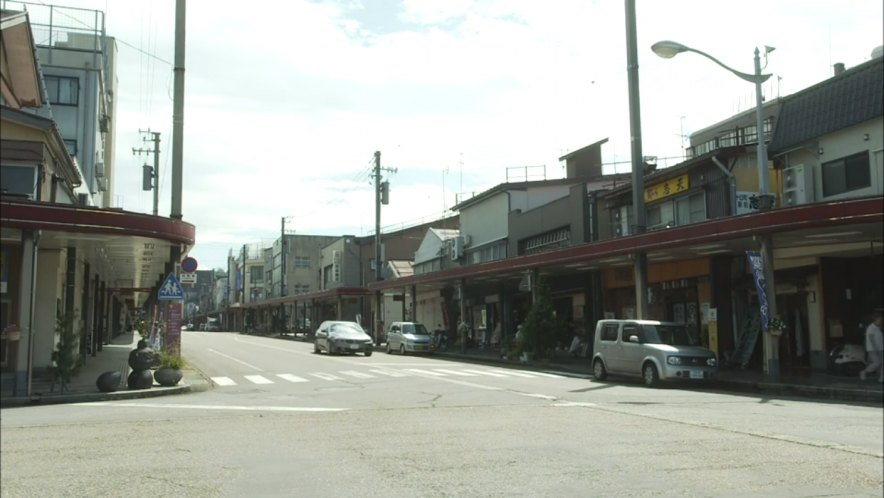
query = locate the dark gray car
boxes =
[313,320,373,356]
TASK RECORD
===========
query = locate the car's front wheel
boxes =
[593,358,607,381]
[386,343,392,354]
[642,363,660,387]
[365,349,373,357]
[313,342,320,354]
[399,344,406,355]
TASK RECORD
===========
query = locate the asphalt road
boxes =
[1,332,881,497]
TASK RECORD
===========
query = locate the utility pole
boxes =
[132,130,160,215]
[170,0,185,221]
[625,0,648,319]
[373,151,396,342]
[280,216,291,334]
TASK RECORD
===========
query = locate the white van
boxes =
[385,321,433,354]
[591,319,717,387]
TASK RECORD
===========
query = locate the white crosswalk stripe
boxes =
[310,372,343,381]
[340,370,375,379]
[530,371,567,379]
[244,375,273,385]
[432,369,479,377]
[208,366,563,387]
[368,369,410,377]
[486,369,537,378]
[277,374,309,383]
[212,376,236,386]
[405,368,448,376]
[462,369,508,377]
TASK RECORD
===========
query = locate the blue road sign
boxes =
[158,272,185,301]
[181,256,198,273]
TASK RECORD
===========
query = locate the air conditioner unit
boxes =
[451,236,464,261]
[461,234,471,246]
[782,164,813,206]
[95,161,105,178]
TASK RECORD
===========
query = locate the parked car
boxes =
[591,319,717,387]
[313,320,373,356]
[205,318,221,332]
[385,321,433,354]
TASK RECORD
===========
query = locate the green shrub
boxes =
[520,277,559,358]
[158,350,185,369]
[53,311,78,383]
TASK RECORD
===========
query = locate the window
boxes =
[601,324,619,342]
[622,324,640,342]
[522,227,571,255]
[294,256,311,268]
[44,76,79,105]
[63,140,78,157]
[249,266,263,283]
[467,241,506,264]
[676,192,705,225]
[647,201,675,229]
[647,192,705,230]
[822,152,871,197]
[1,165,38,199]
[293,283,310,294]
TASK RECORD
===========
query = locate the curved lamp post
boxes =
[651,40,773,204]
[651,40,780,380]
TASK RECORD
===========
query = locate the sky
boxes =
[14,0,884,271]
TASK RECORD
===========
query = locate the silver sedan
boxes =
[313,320,374,356]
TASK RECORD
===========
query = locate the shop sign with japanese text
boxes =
[644,174,689,203]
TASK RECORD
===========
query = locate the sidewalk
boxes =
[1,331,880,408]
[430,345,884,404]
[0,331,211,408]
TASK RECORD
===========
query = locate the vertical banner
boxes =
[746,251,770,331]
[165,302,182,355]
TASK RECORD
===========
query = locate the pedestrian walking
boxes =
[859,310,883,383]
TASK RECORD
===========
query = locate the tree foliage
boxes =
[53,311,78,383]
[519,277,558,357]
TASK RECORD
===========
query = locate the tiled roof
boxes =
[768,57,883,153]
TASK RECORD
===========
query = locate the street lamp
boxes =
[651,40,774,205]
[652,40,780,380]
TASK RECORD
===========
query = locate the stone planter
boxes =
[154,367,183,387]
[5,330,21,341]
[127,369,154,390]
[769,329,783,337]
[96,370,122,392]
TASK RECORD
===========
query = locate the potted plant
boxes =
[2,324,21,342]
[154,351,185,386]
[768,316,786,337]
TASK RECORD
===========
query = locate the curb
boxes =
[0,368,213,409]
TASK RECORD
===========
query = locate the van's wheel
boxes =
[365,350,373,357]
[386,343,392,354]
[313,343,320,354]
[643,363,660,387]
[399,344,406,355]
[592,358,607,381]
